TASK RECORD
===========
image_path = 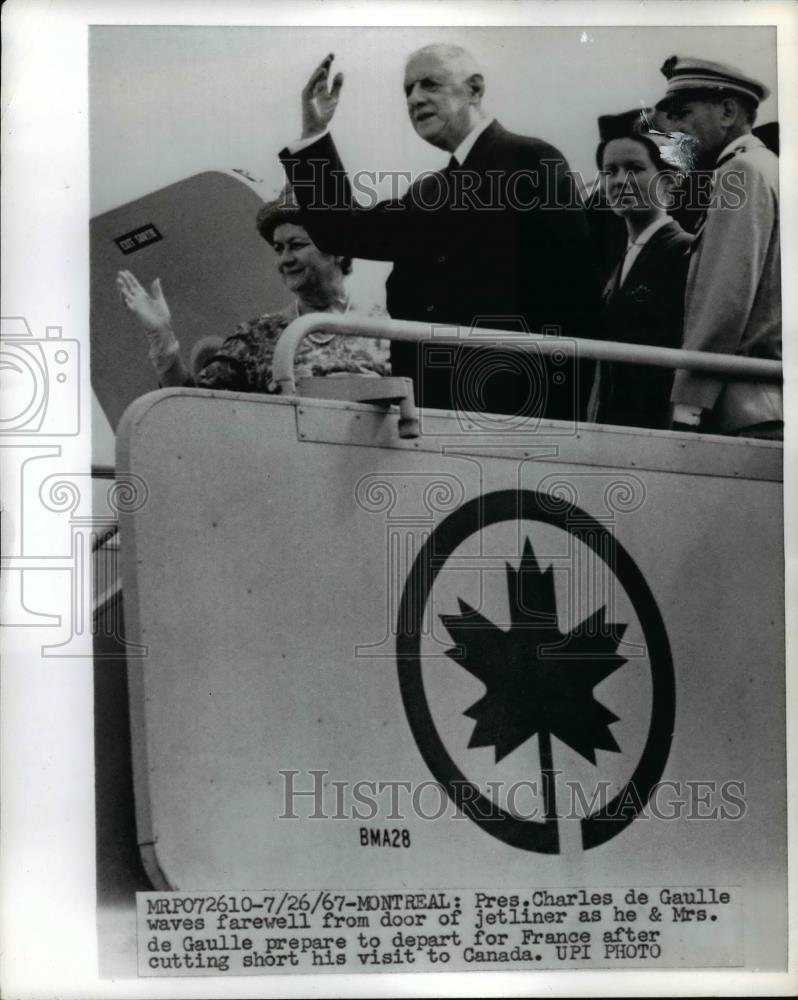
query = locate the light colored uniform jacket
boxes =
[671,135,781,431]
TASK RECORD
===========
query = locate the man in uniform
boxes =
[657,56,782,438]
[279,46,601,421]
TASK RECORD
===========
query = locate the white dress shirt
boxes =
[619,214,671,287]
[450,116,494,165]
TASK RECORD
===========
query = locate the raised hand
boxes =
[301,53,343,139]
[116,269,183,379]
[116,270,172,333]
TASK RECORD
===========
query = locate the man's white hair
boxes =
[406,43,483,82]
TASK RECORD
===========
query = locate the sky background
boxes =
[90,24,778,216]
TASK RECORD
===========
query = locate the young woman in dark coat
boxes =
[590,130,695,430]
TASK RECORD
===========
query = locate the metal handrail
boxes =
[272,312,783,396]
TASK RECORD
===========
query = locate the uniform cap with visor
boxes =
[655,55,769,113]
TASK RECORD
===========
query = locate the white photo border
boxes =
[1,1,796,997]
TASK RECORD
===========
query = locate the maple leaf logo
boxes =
[441,539,628,807]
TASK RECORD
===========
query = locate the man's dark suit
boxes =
[595,219,694,429]
[280,121,602,419]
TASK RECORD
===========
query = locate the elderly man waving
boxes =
[279,46,601,421]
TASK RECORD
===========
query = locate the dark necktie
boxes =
[442,156,459,208]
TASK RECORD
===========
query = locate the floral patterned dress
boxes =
[194,302,391,393]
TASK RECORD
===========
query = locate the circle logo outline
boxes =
[396,488,676,852]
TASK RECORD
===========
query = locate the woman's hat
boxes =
[256,182,302,243]
[597,108,653,141]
